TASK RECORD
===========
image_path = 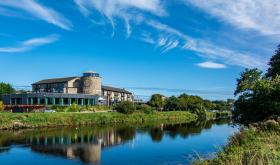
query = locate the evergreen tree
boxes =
[266,44,280,78]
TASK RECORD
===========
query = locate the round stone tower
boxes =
[81,71,102,95]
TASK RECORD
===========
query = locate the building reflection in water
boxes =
[0,118,231,164]
[28,127,136,164]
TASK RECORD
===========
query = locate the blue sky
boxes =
[0,0,279,100]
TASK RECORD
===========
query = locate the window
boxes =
[63,98,69,105]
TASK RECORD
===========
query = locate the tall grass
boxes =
[193,119,280,165]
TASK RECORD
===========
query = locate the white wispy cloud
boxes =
[0,35,59,53]
[74,0,266,68]
[140,32,156,44]
[186,0,280,35]
[0,0,72,30]
[196,61,227,69]
[74,0,166,37]
[145,20,264,68]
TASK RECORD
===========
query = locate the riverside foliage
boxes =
[233,45,280,123]
[149,93,233,112]
[195,45,280,165]
[193,119,280,165]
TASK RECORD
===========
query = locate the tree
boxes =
[0,82,15,100]
[233,45,280,123]
[234,68,262,96]
[164,96,180,111]
[266,44,280,78]
[185,95,204,111]
[148,94,165,111]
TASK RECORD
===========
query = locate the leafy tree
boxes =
[178,93,189,99]
[184,95,205,111]
[203,99,215,110]
[212,100,232,111]
[148,94,165,111]
[234,68,262,96]
[191,104,207,121]
[0,82,15,100]
[266,44,280,78]
[233,45,280,123]
[164,96,180,111]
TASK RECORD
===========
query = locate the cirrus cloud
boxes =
[0,0,72,30]
[74,0,166,37]
[185,0,280,36]
[0,35,59,53]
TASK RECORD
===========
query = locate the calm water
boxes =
[0,119,238,165]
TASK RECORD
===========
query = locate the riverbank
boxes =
[0,111,231,130]
[194,119,280,165]
[0,111,199,130]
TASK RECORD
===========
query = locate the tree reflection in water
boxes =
[0,118,231,164]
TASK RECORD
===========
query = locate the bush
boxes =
[114,101,135,114]
[68,103,78,112]
[136,104,155,114]
[0,101,4,112]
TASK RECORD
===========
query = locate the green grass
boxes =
[0,111,198,129]
[193,119,280,165]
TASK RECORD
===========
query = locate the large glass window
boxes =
[32,98,38,104]
[63,98,69,105]
[55,98,60,105]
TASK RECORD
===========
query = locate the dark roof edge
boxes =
[32,76,79,85]
[102,85,132,94]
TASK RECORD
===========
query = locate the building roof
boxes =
[32,77,78,85]
[102,85,132,94]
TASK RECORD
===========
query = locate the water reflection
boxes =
[0,119,232,164]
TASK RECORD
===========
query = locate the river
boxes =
[0,119,238,165]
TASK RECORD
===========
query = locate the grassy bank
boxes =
[0,111,198,130]
[194,119,280,165]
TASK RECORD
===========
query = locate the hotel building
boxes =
[2,71,133,106]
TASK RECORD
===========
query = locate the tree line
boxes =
[148,93,233,112]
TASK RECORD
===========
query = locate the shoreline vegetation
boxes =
[0,111,230,130]
[194,119,280,165]
[194,45,280,164]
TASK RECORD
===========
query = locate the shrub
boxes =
[68,103,78,112]
[136,104,155,114]
[0,101,4,112]
[114,101,135,114]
